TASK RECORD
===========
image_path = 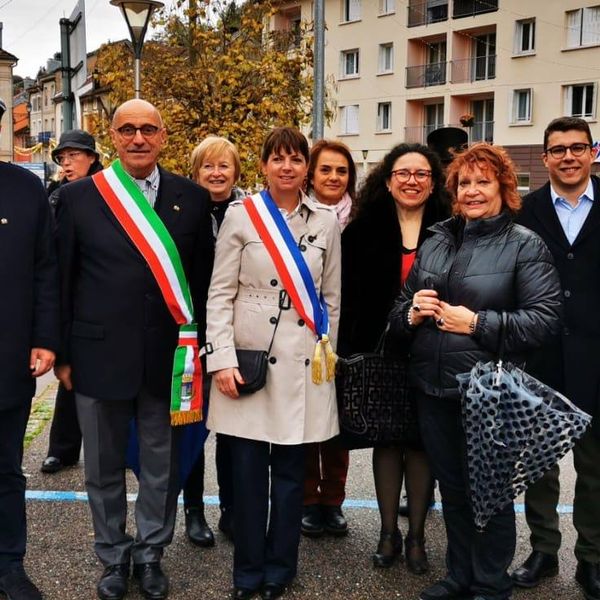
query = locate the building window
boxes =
[566,6,600,48]
[425,103,444,138]
[340,104,360,135]
[379,0,394,14]
[511,89,532,123]
[471,98,494,143]
[564,83,597,118]
[377,102,392,132]
[342,0,361,22]
[473,33,496,81]
[514,18,535,54]
[517,173,530,196]
[378,43,394,73]
[341,49,360,78]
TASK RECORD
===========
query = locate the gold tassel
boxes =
[322,335,338,382]
[170,409,202,427]
[312,339,323,384]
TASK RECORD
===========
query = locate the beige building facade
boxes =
[275,0,600,190]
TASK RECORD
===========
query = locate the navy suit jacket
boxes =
[517,175,600,424]
[0,162,60,408]
[56,165,214,401]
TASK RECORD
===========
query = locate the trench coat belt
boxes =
[237,285,281,306]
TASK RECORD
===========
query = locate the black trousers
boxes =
[229,437,305,590]
[183,433,234,510]
[46,383,82,464]
[0,399,32,575]
[417,393,515,600]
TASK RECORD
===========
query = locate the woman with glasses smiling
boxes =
[338,143,449,574]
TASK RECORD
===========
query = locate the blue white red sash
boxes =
[242,190,336,383]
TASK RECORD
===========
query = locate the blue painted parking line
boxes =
[25,491,574,514]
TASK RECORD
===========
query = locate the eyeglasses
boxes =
[115,124,161,139]
[391,169,432,183]
[55,151,86,165]
[545,143,590,159]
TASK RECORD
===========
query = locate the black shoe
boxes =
[218,507,234,541]
[261,583,287,600]
[185,506,215,548]
[405,535,429,575]
[511,550,558,588]
[96,564,129,600]
[0,567,43,600]
[232,587,258,600]
[133,562,169,600]
[301,505,324,538]
[323,505,348,536]
[373,529,403,568]
[576,560,600,600]
[419,577,469,600]
[41,456,64,474]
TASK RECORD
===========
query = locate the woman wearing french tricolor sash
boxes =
[205,127,341,600]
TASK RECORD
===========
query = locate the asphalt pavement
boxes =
[18,376,584,600]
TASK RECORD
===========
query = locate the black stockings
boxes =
[372,446,433,541]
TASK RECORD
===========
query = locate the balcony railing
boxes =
[453,0,498,18]
[38,131,52,145]
[406,61,447,88]
[404,124,447,144]
[450,55,496,83]
[407,0,449,27]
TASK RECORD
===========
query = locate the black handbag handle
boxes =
[374,323,391,356]
[265,290,289,357]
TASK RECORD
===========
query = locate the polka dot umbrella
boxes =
[456,359,591,531]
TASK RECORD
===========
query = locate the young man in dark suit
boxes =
[0,98,60,600]
[55,99,214,600]
[513,116,600,600]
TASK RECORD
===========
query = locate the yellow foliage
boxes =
[93,0,317,188]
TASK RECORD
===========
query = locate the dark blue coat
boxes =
[0,162,60,408]
[56,166,214,401]
[517,176,600,425]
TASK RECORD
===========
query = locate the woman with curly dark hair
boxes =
[338,143,450,573]
[388,143,562,600]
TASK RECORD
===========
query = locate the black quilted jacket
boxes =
[389,212,563,399]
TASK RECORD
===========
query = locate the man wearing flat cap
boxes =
[40,130,103,476]
[0,98,60,599]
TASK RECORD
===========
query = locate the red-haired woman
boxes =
[388,143,562,600]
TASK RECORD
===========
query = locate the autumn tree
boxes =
[91,0,316,187]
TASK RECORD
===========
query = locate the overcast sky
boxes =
[0,0,174,79]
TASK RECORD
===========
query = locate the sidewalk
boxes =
[20,380,584,600]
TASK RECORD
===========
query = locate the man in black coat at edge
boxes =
[54,99,214,600]
[0,98,60,600]
[512,116,600,600]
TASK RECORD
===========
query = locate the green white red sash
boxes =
[92,159,202,425]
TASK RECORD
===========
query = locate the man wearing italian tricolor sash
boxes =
[54,100,214,600]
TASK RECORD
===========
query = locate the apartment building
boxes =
[274,0,600,190]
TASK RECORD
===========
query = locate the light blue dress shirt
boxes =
[550,179,594,245]
[133,165,160,208]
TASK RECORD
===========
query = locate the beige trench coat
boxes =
[206,193,341,444]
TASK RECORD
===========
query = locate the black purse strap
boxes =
[266,290,290,357]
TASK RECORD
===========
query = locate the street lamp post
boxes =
[110,0,164,99]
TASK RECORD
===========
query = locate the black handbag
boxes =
[235,290,288,395]
[235,349,268,394]
[336,325,418,449]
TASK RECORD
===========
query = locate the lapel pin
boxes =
[0,218,7,225]
[173,204,180,211]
